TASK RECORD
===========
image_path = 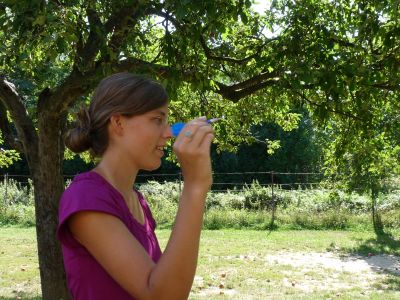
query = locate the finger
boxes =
[188,124,214,148]
[198,132,215,151]
[173,122,203,151]
[176,120,208,143]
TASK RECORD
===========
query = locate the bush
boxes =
[206,191,245,210]
[381,208,400,228]
[242,181,289,210]
[139,181,179,228]
[379,191,400,211]
[203,209,272,230]
[0,178,399,231]
[0,179,35,226]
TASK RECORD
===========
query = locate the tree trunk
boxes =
[371,187,384,236]
[33,113,71,300]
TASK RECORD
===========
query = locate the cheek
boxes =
[131,131,156,150]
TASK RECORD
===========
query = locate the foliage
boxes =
[0,178,35,226]
[0,133,20,168]
[138,181,181,227]
[1,0,398,171]
[3,179,399,230]
[0,0,398,193]
[241,180,286,210]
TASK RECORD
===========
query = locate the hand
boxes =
[172,117,215,193]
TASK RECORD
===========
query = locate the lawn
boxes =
[1,227,399,299]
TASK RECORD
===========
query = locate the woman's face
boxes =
[112,104,172,171]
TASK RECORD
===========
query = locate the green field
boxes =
[1,227,399,299]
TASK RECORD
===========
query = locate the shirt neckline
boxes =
[83,170,150,231]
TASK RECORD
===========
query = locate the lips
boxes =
[156,145,165,157]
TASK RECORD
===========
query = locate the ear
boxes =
[109,114,124,136]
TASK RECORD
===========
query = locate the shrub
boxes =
[242,181,289,210]
[0,179,35,226]
[206,191,245,210]
[379,191,400,211]
[203,209,272,230]
[0,178,399,231]
[139,181,179,228]
[0,178,34,206]
[381,208,400,228]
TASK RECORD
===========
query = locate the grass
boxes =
[1,226,399,299]
[0,226,40,300]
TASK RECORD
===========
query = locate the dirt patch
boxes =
[265,252,400,276]
[264,251,400,292]
[193,251,400,297]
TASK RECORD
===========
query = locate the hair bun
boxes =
[65,107,92,153]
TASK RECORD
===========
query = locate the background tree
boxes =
[0,133,20,168]
[0,0,399,298]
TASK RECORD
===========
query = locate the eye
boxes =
[154,117,163,124]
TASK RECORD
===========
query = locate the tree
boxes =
[0,0,399,298]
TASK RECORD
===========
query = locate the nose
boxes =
[163,124,173,139]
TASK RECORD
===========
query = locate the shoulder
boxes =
[61,171,115,202]
[59,171,123,221]
[62,171,107,197]
[57,171,125,246]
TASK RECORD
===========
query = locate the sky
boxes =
[253,0,271,14]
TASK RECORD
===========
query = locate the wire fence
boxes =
[1,173,399,212]
[0,171,327,194]
[134,171,326,192]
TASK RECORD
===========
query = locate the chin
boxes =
[142,161,162,171]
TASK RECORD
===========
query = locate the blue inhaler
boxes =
[171,118,220,137]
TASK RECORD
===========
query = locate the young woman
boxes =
[57,72,215,299]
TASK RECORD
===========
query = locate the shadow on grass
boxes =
[339,231,400,292]
[343,231,400,256]
[375,275,400,292]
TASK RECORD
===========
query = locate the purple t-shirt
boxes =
[57,171,162,300]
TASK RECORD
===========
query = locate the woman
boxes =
[57,72,214,299]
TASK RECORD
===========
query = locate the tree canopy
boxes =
[1,0,398,163]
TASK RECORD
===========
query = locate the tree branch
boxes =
[0,100,23,152]
[76,3,105,70]
[295,90,363,121]
[0,76,39,168]
[369,82,400,91]
[199,34,276,65]
[104,1,142,56]
[107,57,174,80]
[215,72,280,102]
[44,57,176,117]
[151,10,184,30]
[40,68,100,115]
[45,1,158,116]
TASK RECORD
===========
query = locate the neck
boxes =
[93,152,139,196]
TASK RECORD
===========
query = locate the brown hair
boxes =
[65,72,168,156]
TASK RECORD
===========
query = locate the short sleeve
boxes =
[57,179,123,248]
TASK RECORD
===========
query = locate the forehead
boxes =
[146,104,169,116]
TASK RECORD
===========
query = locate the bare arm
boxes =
[68,117,214,299]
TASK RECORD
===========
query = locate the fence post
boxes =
[271,171,274,200]
[270,171,277,229]
[4,173,8,205]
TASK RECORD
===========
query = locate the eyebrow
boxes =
[154,110,167,117]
